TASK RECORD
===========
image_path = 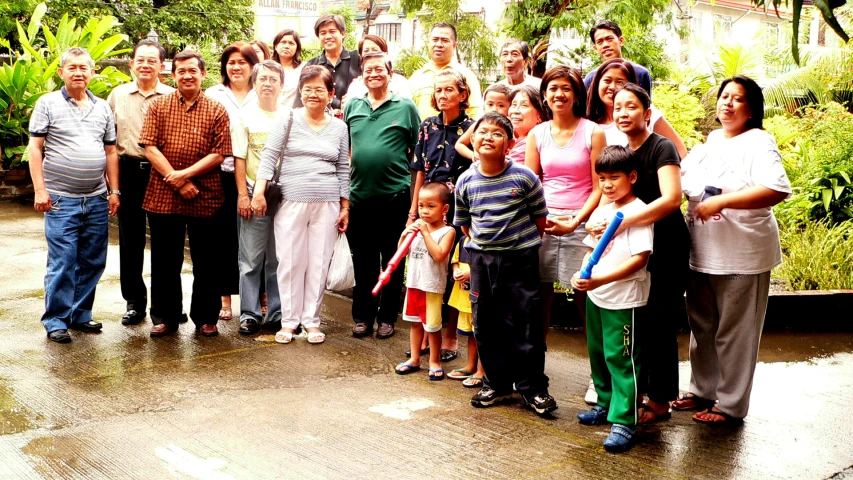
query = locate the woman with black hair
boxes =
[677,76,790,424]
[586,59,687,158]
[271,29,304,107]
[589,82,690,425]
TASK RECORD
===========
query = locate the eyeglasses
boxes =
[133,57,161,66]
[301,87,328,96]
[474,131,507,140]
[256,75,281,85]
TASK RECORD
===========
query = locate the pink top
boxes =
[507,137,528,165]
[531,118,594,210]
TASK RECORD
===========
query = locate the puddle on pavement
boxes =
[0,381,35,435]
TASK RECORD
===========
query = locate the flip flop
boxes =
[218,307,233,321]
[637,404,672,424]
[462,376,483,388]
[672,393,715,411]
[692,407,743,425]
[395,362,421,375]
[448,368,473,380]
[307,331,326,344]
[440,349,458,362]
[428,368,445,381]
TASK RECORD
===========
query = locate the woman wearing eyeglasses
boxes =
[251,65,350,345]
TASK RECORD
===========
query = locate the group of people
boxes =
[29,16,790,454]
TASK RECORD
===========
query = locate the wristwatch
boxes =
[109,190,121,196]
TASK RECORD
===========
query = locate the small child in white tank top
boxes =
[396,182,457,381]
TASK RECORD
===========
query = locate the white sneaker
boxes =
[585,378,598,405]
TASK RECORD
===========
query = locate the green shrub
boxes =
[775,220,853,290]
[770,103,853,226]
[652,84,705,149]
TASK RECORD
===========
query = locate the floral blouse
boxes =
[411,113,474,184]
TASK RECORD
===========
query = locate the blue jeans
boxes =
[238,211,281,324]
[41,193,109,333]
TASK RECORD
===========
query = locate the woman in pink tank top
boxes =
[526,66,606,336]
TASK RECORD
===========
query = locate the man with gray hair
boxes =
[29,47,120,343]
[343,52,421,339]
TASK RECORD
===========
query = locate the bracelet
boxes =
[408,214,418,220]
[109,189,121,196]
[340,206,350,210]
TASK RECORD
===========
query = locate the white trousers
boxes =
[274,200,340,329]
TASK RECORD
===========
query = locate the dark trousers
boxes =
[346,189,410,326]
[117,155,150,312]
[216,170,240,296]
[148,213,219,327]
[637,245,689,404]
[470,247,549,399]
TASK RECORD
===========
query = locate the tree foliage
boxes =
[752,0,850,64]
[0,0,36,53]
[503,0,675,80]
[401,0,498,77]
[36,0,254,51]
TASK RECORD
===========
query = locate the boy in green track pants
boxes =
[571,146,654,453]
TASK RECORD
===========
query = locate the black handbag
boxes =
[264,109,294,209]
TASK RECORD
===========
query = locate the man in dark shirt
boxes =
[294,14,361,114]
[139,50,232,338]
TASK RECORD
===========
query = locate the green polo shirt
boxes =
[344,94,421,206]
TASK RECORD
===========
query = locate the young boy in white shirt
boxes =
[571,145,654,453]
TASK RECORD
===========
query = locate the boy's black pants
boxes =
[469,247,549,398]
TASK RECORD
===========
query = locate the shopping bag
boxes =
[326,233,355,291]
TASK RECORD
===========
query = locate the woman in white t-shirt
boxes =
[677,75,791,424]
[586,59,687,158]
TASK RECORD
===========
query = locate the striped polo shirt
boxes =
[454,161,549,251]
[29,87,116,197]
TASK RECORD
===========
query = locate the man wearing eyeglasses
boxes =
[107,39,175,327]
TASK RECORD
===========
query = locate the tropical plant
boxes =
[0,59,47,169]
[752,0,850,64]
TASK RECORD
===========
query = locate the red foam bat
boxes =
[372,230,418,296]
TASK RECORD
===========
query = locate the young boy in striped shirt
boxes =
[454,112,557,417]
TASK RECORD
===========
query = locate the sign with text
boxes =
[256,0,320,16]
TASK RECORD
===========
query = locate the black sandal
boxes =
[440,349,458,362]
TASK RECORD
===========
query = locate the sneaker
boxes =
[585,378,598,405]
[470,387,513,408]
[603,424,635,453]
[524,393,558,416]
[577,405,609,425]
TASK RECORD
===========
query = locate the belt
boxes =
[120,155,150,169]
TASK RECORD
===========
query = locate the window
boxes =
[553,28,581,41]
[713,14,732,39]
[376,23,400,43]
[761,22,780,46]
[690,11,704,40]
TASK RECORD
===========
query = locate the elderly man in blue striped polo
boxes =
[28,47,120,343]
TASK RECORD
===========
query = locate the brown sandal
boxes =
[672,393,715,411]
[638,404,672,424]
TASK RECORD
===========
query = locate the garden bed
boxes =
[0,168,33,200]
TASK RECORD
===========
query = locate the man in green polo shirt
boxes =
[344,52,420,340]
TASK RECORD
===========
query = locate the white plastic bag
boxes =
[326,233,355,291]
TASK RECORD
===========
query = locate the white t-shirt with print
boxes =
[583,198,654,310]
[681,128,792,274]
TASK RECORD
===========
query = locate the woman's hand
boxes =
[336,207,349,232]
[545,215,578,236]
[251,193,267,217]
[238,194,252,220]
[693,195,724,221]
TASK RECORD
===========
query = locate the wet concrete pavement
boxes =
[1,201,852,480]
